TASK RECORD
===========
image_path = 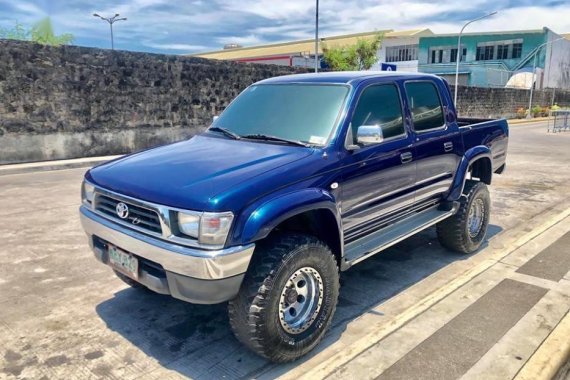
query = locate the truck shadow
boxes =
[95,225,502,379]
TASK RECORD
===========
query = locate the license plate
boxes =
[108,245,139,280]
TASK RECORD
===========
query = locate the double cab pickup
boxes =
[80,72,508,362]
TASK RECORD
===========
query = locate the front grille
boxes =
[95,194,162,234]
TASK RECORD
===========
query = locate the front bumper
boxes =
[80,206,255,304]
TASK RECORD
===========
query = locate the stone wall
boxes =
[0,40,306,164]
[453,85,570,119]
[1,39,569,164]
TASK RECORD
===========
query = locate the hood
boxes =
[87,134,314,211]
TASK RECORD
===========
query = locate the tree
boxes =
[323,33,383,71]
[0,17,73,46]
[31,17,74,46]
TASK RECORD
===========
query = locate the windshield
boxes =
[211,84,349,146]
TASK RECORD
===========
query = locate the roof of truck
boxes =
[257,71,440,86]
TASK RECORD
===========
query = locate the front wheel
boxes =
[437,180,491,254]
[228,233,339,363]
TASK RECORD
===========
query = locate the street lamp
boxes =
[526,37,565,119]
[93,13,127,50]
[454,11,497,108]
[314,0,319,73]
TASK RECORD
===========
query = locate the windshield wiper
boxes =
[242,134,309,147]
[208,126,241,140]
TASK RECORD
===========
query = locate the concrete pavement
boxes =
[0,121,569,379]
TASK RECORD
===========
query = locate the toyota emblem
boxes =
[115,202,129,219]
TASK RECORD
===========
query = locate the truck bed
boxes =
[458,117,509,173]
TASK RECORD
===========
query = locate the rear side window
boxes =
[405,82,445,131]
[350,84,405,143]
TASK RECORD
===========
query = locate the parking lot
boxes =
[1,121,569,379]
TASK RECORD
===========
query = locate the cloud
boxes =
[0,0,568,54]
[143,42,208,51]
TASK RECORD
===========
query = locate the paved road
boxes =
[1,121,569,379]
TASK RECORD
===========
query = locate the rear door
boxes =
[404,80,462,204]
[340,82,416,238]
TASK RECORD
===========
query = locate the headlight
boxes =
[177,211,234,246]
[178,212,200,238]
[82,181,95,206]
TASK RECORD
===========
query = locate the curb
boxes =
[0,155,122,176]
[507,117,551,125]
[515,310,570,380]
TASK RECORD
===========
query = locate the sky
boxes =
[0,0,569,55]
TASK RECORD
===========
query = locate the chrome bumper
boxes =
[80,205,254,282]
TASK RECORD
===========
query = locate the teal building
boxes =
[417,28,570,89]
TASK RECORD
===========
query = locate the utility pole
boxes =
[93,13,127,50]
[315,0,319,73]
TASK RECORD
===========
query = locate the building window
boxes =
[450,47,467,63]
[386,45,418,62]
[485,46,494,60]
[476,45,495,60]
[497,44,509,59]
[512,43,522,59]
[476,39,523,61]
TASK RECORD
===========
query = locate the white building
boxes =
[369,29,434,72]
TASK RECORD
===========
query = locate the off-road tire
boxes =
[113,269,145,289]
[228,233,340,363]
[437,180,491,254]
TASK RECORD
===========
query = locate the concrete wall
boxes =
[0,40,305,164]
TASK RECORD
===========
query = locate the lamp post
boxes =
[314,0,319,73]
[526,37,565,119]
[93,13,127,50]
[454,11,497,108]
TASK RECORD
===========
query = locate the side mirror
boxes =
[356,125,384,145]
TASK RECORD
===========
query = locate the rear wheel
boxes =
[228,233,339,363]
[437,180,491,254]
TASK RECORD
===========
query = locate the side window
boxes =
[350,84,405,144]
[405,82,445,132]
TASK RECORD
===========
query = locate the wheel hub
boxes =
[467,198,485,238]
[278,267,324,335]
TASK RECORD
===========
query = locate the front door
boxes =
[339,83,416,241]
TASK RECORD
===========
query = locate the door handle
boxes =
[444,142,454,152]
[400,152,413,164]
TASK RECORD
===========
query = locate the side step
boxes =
[344,202,459,267]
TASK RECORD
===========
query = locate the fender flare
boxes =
[446,145,492,201]
[230,188,342,247]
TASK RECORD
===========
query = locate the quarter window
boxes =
[405,82,445,131]
[350,84,405,144]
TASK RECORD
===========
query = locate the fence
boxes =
[547,110,570,133]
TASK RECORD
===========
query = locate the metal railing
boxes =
[547,110,570,133]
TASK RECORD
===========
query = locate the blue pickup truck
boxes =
[80,72,508,362]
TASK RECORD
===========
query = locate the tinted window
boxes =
[213,84,348,145]
[405,82,445,131]
[350,84,405,144]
